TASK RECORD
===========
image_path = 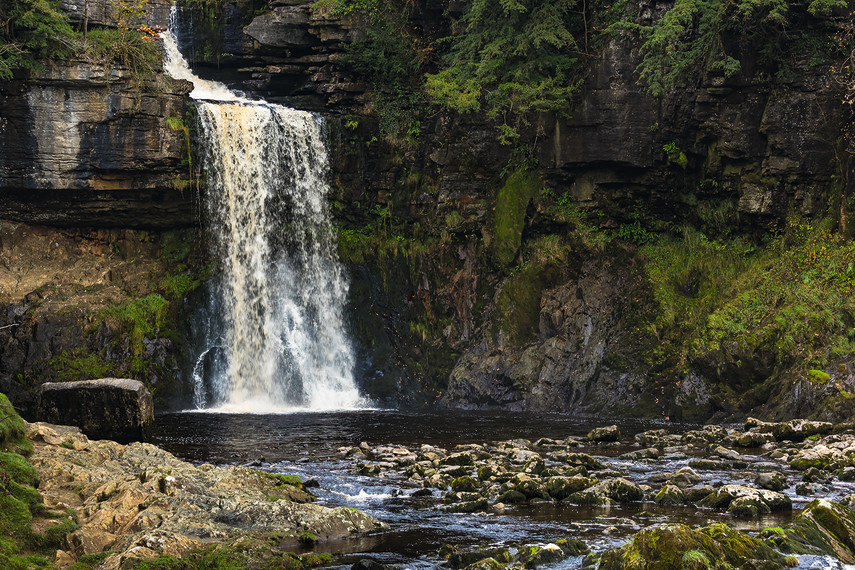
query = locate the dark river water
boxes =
[149,410,853,569]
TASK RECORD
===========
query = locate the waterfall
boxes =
[161,13,366,412]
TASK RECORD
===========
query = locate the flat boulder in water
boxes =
[587,425,620,442]
[567,477,643,505]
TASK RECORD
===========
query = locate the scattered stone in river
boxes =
[586,424,620,443]
[567,477,644,506]
[654,484,686,506]
[771,419,833,442]
[698,484,791,516]
[756,471,788,492]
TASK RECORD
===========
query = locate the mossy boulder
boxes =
[448,547,511,569]
[498,490,527,504]
[461,559,506,570]
[654,484,686,506]
[567,477,643,506]
[587,425,621,443]
[545,475,593,500]
[597,523,788,569]
[778,498,855,562]
[698,485,791,515]
[515,543,566,568]
[556,538,589,555]
[451,476,480,493]
[770,419,833,442]
[755,472,788,492]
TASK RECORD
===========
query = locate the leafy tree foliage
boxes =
[0,0,75,79]
[425,0,585,143]
[633,0,848,95]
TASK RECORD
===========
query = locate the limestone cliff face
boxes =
[0,60,193,228]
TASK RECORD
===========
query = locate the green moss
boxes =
[809,369,831,384]
[48,348,115,383]
[493,264,544,345]
[681,550,711,569]
[598,523,786,569]
[258,472,303,488]
[101,294,170,371]
[493,169,541,267]
[0,494,33,540]
[69,552,116,570]
[0,394,32,456]
[0,453,38,488]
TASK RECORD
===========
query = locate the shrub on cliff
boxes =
[0,0,76,79]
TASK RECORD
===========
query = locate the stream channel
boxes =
[150,410,855,569]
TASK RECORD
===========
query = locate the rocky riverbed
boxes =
[319,418,855,568]
[25,414,855,569]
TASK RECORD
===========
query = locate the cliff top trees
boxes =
[0,0,75,79]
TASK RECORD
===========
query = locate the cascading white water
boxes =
[162,12,366,412]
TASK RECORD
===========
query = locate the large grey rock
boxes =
[37,378,154,443]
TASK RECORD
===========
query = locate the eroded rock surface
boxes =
[27,422,386,569]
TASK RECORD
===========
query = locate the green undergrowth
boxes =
[0,393,79,568]
[0,393,33,456]
[640,215,855,409]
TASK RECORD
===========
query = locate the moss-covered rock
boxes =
[567,477,644,506]
[698,485,791,515]
[654,484,686,506]
[0,393,33,456]
[493,169,541,267]
[587,425,621,443]
[451,476,480,493]
[778,498,855,562]
[598,523,788,569]
[545,475,593,500]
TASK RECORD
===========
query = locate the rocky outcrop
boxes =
[36,378,154,442]
[60,0,173,28]
[0,60,194,229]
[27,421,386,568]
[0,221,201,416]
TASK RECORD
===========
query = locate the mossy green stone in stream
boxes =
[451,476,479,492]
[778,498,855,562]
[597,523,787,569]
[493,169,540,267]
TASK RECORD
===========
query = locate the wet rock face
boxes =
[36,378,154,443]
[0,62,194,229]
